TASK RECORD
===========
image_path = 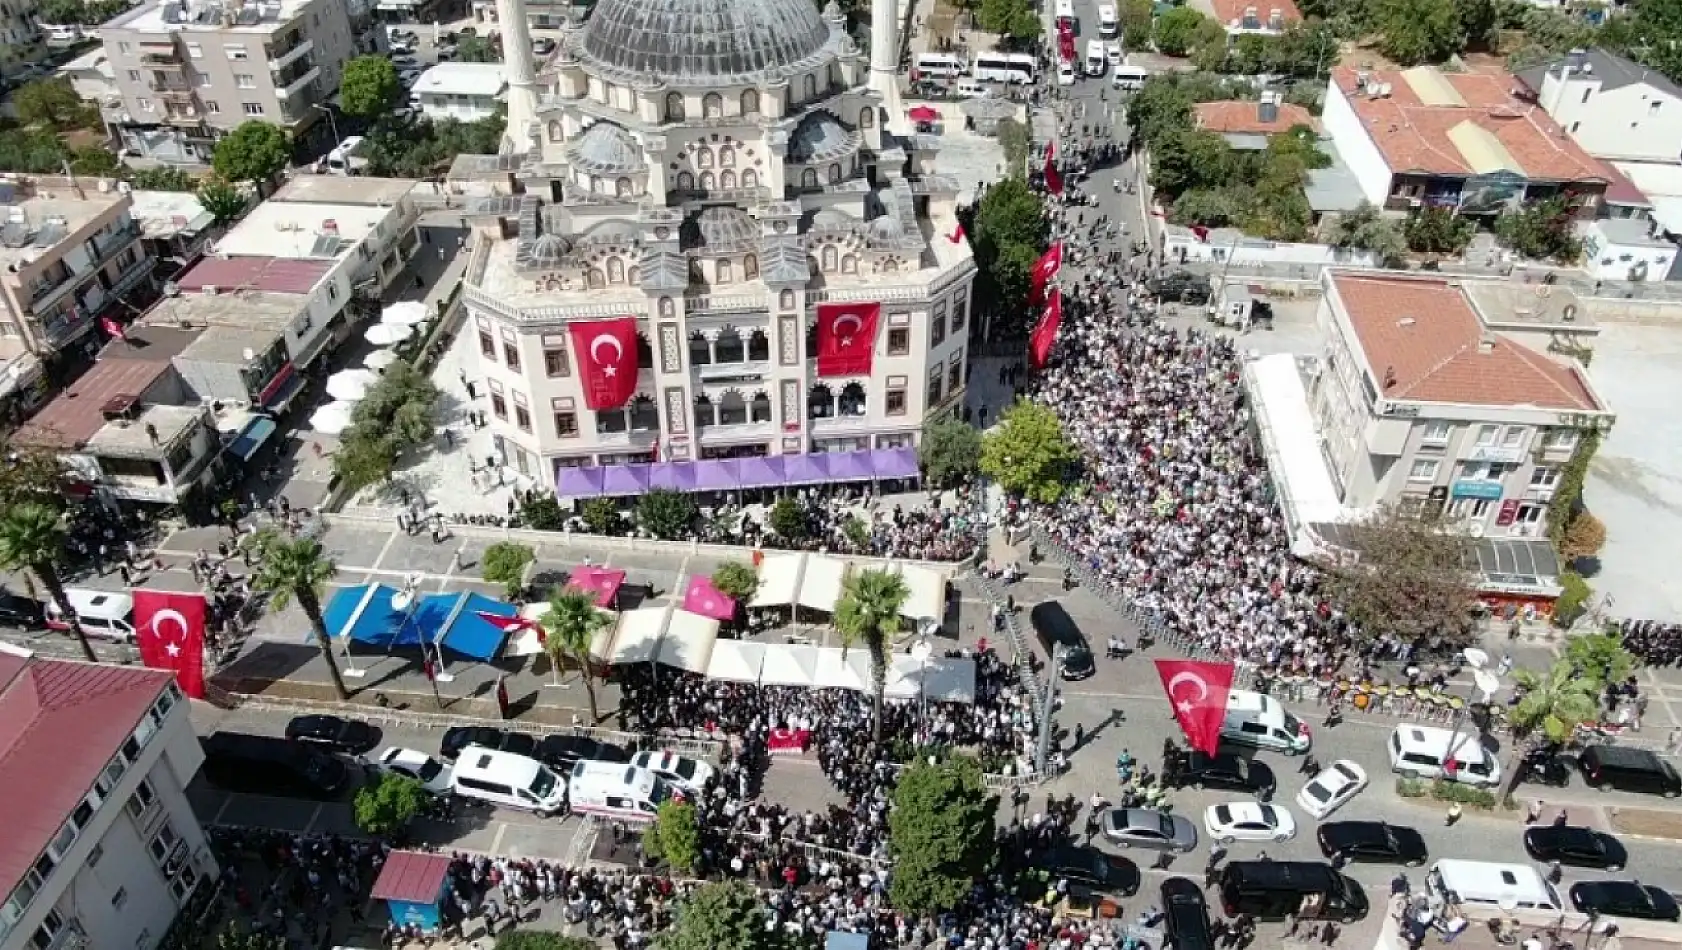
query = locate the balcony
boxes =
[141,50,183,66]
[592,428,658,449]
[696,420,775,445]
[683,294,765,316]
[809,411,873,434]
[29,267,74,304]
[278,65,320,98]
[695,359,771,383]
[268,38,313,71]
[95,221,142,258]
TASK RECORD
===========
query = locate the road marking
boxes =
[304,803,324,832]
[370,531,401,573]
[491,822,509,854]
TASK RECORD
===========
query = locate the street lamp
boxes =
[910,636,933,735]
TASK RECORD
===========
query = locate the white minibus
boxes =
[914,52,966,79]
[972,52,1037,84]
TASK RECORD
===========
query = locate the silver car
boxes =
[1100,808,1199,853]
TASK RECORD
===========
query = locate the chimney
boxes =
[1258,93,1279,125]
[1478,334,1496,354]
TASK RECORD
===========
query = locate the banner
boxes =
[1153,658,1236,755]
[814,301,879,378]
[1029,288,1062,370]
[133,590,207,699]
[1029,243,1063,303]
[477,610,542,643]
[1044,143,1064,197]
[566,317,639,410]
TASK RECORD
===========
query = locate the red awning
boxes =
[908,106,941,123]
[369,851,452,906]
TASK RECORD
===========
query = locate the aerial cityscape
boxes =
[2,0,1682,946]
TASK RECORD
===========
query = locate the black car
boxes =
[1316,821,1428,867]
[1570,881,1681,922]
[283,715,380,755]
[1175,751,1276,798]
[440,726,538,761]
[1162,877,1215,950]
[1579,744,1682,798]
[0,592,44,628]
[1043,846,1140,896]
[1028,602,1096,681]
[202,732,350,800]
[1523,825,1628,871]
[536,735,631,771]
[1517,747,1573,787]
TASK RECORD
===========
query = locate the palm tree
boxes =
[834,567,910,747]
[1502,657,1600,795]
[249,532,350,701]
[541,585,613,723]
[0,502,96,662]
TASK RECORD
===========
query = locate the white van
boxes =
[1085,41,1107,77]
[1426,860,1563,911]
[45,589,136,643]
[1388,724,1501,787]
[450,747,568,816]
[324,135,368,176]
[1113,60,1149,91]
[567,760,675,822]
[1221,689,1311,754]
[914,53,967,79]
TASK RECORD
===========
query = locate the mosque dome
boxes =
[577,0,835,86]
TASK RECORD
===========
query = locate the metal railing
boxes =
[968,569,1044,719]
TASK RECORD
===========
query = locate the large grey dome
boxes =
[577,0,835,86]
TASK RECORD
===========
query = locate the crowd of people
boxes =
[1611,618,1682,667]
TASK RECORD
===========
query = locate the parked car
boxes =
[1570,881,1680,921]
[630,751,715,795]
[1516,746,1573,787]
[202,732,349,800]
[284,715,380,755]
[1162,877,1215,950]
[1315,821,1428,867]
[440,726,537,761]
[1174,751,1276,798]
[537,735,630,771]
[1296,760,1368,820]
[1523,825,1628,871]
[1100,808,1199,853]
[1578,744,1682,798]
[0,592,45,628]
[369,747,453,795]
[1043,846,1139,896]
[1203,802,1296,844]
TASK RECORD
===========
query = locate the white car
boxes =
[1203,801,1297,844]
[1057,62,1076,86]
[630,751,715,795]
[369,746,453,795]
[1296,760,1369,820]
[1107,42,1124,67]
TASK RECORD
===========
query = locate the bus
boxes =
[972,52,1038,84]
[1097,3,1120,39]
[1054,0,1076,29]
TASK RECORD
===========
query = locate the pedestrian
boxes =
[1446,803,1463,825]
[1074,722,1085,748]
[1668,727,1682,755]
[1526,800,1542,824]
[1300,753,1320,776]
[1554,808,1569,826]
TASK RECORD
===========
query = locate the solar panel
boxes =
[310,234,343,257]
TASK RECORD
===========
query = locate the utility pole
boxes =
[1035,643,1066,774]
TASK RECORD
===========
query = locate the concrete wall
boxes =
[1320,81,1393,205]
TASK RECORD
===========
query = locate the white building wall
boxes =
[418,91,503,122]
[1320,82,1393,205]
[1579,222,1676,281]
[1541,75,1682,163]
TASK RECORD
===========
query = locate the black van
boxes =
[1162,877,1216,950]
[1217,861,1368,922]
[1579,745,1682,798]
[201,732,351,800]
[1028,601,1096,680]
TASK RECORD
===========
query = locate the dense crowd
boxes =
[1612,618,1682,667]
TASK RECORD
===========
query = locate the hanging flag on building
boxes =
[1153,658,1237,755]
[947,221,966,244]
[813,301,880,377]
[133,590,208,698]
[477,610,543,643]
[1029,288,1063,370]
[100,316,127,341]
[566,317,639,410]
[1029,243,1064,303]
[1043,143,1064,197]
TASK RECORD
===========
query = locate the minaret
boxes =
[869,0,902,116]
[495,0,541,154]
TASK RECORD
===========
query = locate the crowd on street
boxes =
[1613,618,1682,667]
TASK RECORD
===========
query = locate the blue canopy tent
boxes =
[411,592,518,660]
[322,584,406,646]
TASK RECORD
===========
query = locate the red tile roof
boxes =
[1330,66,1613,184]
[14,358,174,449]
[1194,100,1318,136]
[1208,0,1300,28]
[1331,272,1602,411]
[176,256,333,295]
[0,656,171,898]
[370,851,453,905]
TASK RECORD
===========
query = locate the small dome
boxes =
[812,207,856,228]
[788,112,854,163]
[683,206,759,251]
[528,232,573,262]
[578,0,834,86]
[569,122,641,174]
[867,215,906,243]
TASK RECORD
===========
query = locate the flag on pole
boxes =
[100,317,127,341]
[1029,289,1063,370]
[947,222,966,244]
[1029,243,1064,304]
[1043,143,1064,197]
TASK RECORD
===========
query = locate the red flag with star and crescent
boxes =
[1029,288,1063,370]
[814,301,880,378]
[477,610,544,644]
[566,317,638,410]
[1029,243,1063,304]
[133,590,207,699]
[1044,143,1064,197]
[1154,658,1235,755]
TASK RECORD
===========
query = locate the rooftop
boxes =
[1194,99,1317,136]
[1462,279,1597,331]
[412,62,507,99]
[128,189,215,241]
[0,651,171,899]
[141,288,308,334]
[83,404,205,457]
[1516,47,1682,101]
[271,176,418,206]
[57,46,113,77]
[0,186,128,272]
[104,0,314,34]
[1329,271,1604,412]
[216,201,391,259]
[1589,214,1670,248]
[1330,66,1612,183]
[100,324,205,362]
[1206,0,1301,29]
[175,255,334,294]
[1612,160,1682,233]
[15,359,175,449]
[178,323,286,362]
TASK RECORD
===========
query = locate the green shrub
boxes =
[1430,779,1498,808]
[1553,571,1592,627]
[1395,777,1427,798]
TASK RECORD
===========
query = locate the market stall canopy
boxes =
[758,643,821,687]
[888,563,948,621]
[681,575,737,620]
[658,609,720,673]
[568,566,628,607]
[796,555,847,612]
[324,584,405,644]
[751,553,804,607]
[412,592,516,660]
[365,322,414,346]
[813,647,872,691]
[706,639,766,683]
[885,654,977,703]
[607,606,668,664]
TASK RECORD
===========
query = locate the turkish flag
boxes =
[477,610,542,643]
[133,590,207,699]
[566,317,638,410]
[1029,289,1062,370]
[814,301,879,378]
[1044,143,1064,197]
[1154,658,1235,755]
[1029,243,1063,303]
[947,222,966,244]
[100,316,127,341]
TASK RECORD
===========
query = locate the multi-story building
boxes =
[411,63,508,122]
[459,0,975,493]
[0,648,216,950]
[0,0,47,76]
[1517,48,1682,166]
[0,178,155,362]
[263,175,422,293]
[100,0,359,164]
[1198,0,1300,36]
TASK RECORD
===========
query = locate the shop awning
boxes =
[706,640,766,682]
[324,584,405,645]
[751,553,805,607]
[813,647,872,691]
[568,566,627,607]
[260,363,305,412]
[552,449,922,498]
[797,555,848,612]
[759,643,821,687]
[658,609,720,673]
[890,563,947,621]
[226,417,277,461]
[608,606,667,664]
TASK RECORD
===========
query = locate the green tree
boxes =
[348,361,441,455]
[456,34,501,62]
[919,417,982,488]
[340,56,400,118]
[249,533,350,701]
[540,586,612,718]
[636,488,697,540]
[711,561,760,604]
[835,568,909,746]
[1154,6,1213,56]
[216,922,287,950]
[979,400,1078,504]
[1372,0,1463,65]
[978,0,1042,41]
[70,147,122,177]
[0,503,96,662]
[580,497,622,535]
[521,493,568,530]
[972,176,1047,322]
[131,165,197,191]
[643,799,701,871]
[657,881,788,950]
[888,756,998,915]
[480,541,535,599]
[39,0,132,23]
[353,771,430,837]
[1502,657,1600,793]
[13,78,86,128]
[1317,505,1481,650]
[1128,76,1196,147]
[1404,205,1476,254]
[0,437,69,512]
[196,175,248,223]
[332,432,398,495]
[1326,202,1407,267]
[1554,571,1593,627]
[212,121,289,193]
[1495,197,1582,264]
[1151,128,1233,197]
[1564,630,1637,687]
[768,497,807,539]
[996,117,1030,176]
[0,128,72,175]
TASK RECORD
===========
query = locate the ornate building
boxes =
[458,0,976,495]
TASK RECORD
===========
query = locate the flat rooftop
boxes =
[216,201,391,258]
[0,188,127,272]
[15,358,174,449]
[176,256,333,294]
[84,404,204,457]
[179,323,285,362]
[100,324,204,362]
[1194,100,1317,136]
[413,62,507,99]
[141,289,308,333]
[272,176,418,206]
[104,0,312,34]
[1462,279,1597,331]
[128,189,214,240]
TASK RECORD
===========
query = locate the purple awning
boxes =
[556,465,604,498]
[601,465,650,495]
[828,450,877,479]
[694,459,741,490]
[737,456,783,489]
[873,447,920,479]
[647,462,696,491]
[782,454,830,484]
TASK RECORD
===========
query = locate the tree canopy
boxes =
[340,56,400,118]
[1495,197,1583,264]
[980,400,1079,503]
[480,541,536,599]
[888,756,998,916]
[212,121,290,188]
[13,79,92,129]
[1317,505,1481,649]
[970,176,1048,330]
[39,0,132,23]
[353,772,430,837]
[364,113,507,178]
[919,416,983,488]
[197,175,249,223]
[131,166,198,191]
[637,489,697,540]
[978,0,1042,42]
[656,881,789,950]
[335,362,442,494]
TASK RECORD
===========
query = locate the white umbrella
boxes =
[309,403,354,435]
[325,369,377,401]
[362,349,400,370]
[381,301,429,326]
[365,323,414,346]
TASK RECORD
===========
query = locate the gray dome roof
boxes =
[577,0,834,86]
[788,111,855,163]
[866,215,906,243]
[528,232,573,262]
[683,206,759,251]
[569,122,641,174]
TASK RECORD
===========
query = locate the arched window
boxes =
[743,253,759,280]
[587,269,606,289]
[665,92,685,120]
[688,331,712,366]
[719,145,735,167]
[700,171,716,190]
[801,168,819,189]
[741,90,760,115]
[615,177,632,196]
[607,257,625,284]
[742,168,759,188]
[841,254,857,274]
[716,259,733,284]
[696,147,713,168]
[750,391,772,422]
[884,259,899,273]
[597,405,629,433]
[779,289,796,310]
[659,297,675,318]
[630,394,658,430]
[859,107,874,129]
[676,171,695,190]
[693,393,715,427]
[747,329,770,361]
[720,170,737,189]
[802,75,816,100]
[635,333,654,368]
[807,383,835,419]
[821,245,838,272]
[627,266,641,285]
[838,382,867,416]
[828,163,842,184]
[703,93,723,118]
[716,327,745,363]
[718,391,748,425]
[548,120,563,141]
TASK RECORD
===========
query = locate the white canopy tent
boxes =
[362,349,400,371]
[656,609,721,674]
[797,555,848,612]
[884,654,977,703]
[502,601,615,659]
[890,564,947,621]
[812,647,872,691]
[607,606,667,664]
[325,369,378,401]
[706,640,766,683]
[758,643,821,687]
[751,554,804,607]
[381,301,429,326]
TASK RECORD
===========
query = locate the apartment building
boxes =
[0,178,154,362]
[101,0,359,164]
[1517,48,1682,166]
[1197,0,1300,35]
[0,649,217,950]
[0,0,48,77]
[265,175,421,293]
